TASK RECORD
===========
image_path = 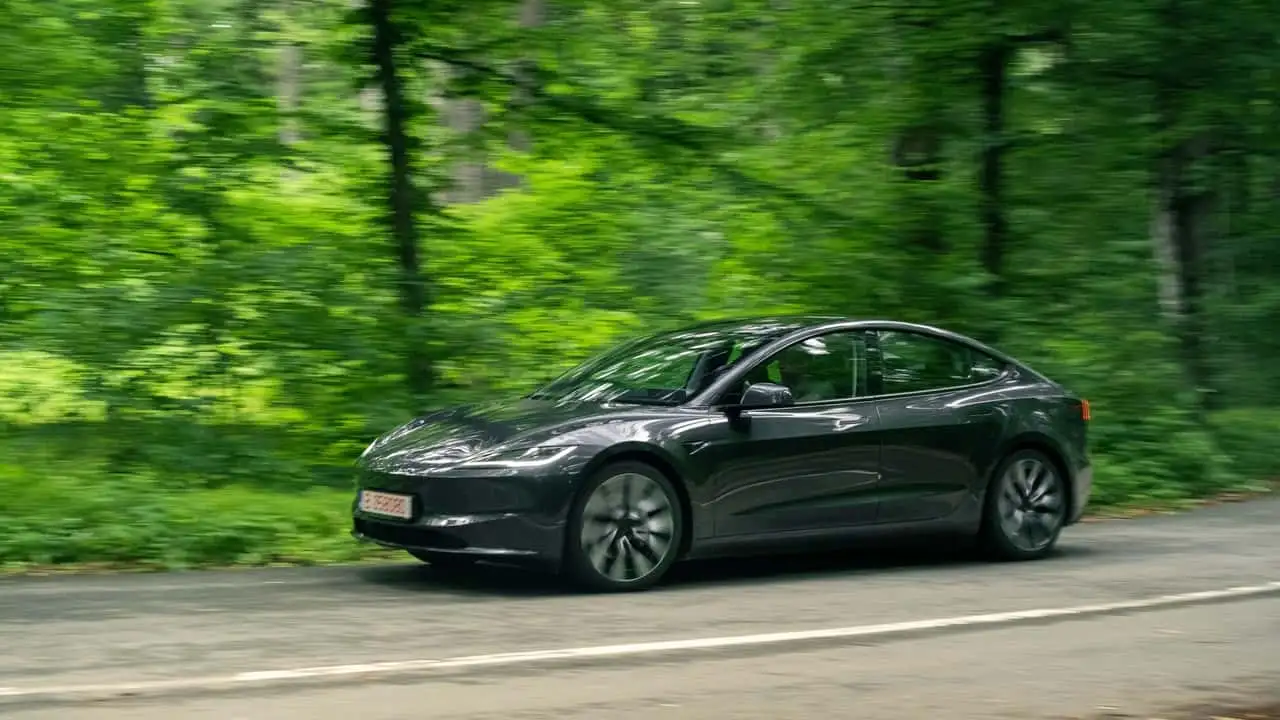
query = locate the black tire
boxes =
[979,448,1068,561]
[562,460,685,593]
[406,549,479,573]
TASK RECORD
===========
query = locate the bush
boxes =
[1207,407,1280,483]
[0,448,381,570]
[1,406,1274,570]
[1088,405,1236,507]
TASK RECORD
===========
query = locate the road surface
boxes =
[1,497,1277,719]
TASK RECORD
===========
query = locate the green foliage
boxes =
[1,0,1278,570]
[0,435,376,569]
[1208,408,1280,484]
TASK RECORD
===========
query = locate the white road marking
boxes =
[1,580,1277,704]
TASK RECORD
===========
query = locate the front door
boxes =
[691,331,883,537]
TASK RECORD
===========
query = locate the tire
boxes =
[979,448,1068,561]
[562,460,685,592]
[406,549,479,573]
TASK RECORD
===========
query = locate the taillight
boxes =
[1080,399,1091,421]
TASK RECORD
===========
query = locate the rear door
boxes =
[869,329,1009,523]
[694,330,884,537]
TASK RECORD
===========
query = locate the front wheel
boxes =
[979,449,1068,561]
[563,461,684,592]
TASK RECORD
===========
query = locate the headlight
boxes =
[459,445,577,469]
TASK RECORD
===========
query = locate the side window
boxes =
[687,337,771,397]
[969,350,1005,382]
[877,331,1004,394]
[736,331,870,403]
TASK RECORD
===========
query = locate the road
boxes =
[1,497,1277,719]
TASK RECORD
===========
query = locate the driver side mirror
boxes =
[740,382,795,409]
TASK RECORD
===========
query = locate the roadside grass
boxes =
[3,477,1274,577]
[0,434,397,574]
[3,487,1273,577]
[1080,481,1277,521]
[1,413,1275,576]
[0,474,397,574]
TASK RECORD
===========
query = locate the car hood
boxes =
[358,397,637,474]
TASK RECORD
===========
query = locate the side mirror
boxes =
[739,382,795,409]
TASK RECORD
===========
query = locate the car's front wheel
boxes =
[563,460,684,592]
[980,448,1068,560]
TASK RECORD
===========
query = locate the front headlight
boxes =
[459,445,577,469]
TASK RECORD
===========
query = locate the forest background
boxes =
[2,0,1277,569]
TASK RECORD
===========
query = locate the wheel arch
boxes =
[579,443,696,559]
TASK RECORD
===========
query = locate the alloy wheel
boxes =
[996,456,1065,553]
[579,471,676,583]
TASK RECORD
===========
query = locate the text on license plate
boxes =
[359,490,413,519]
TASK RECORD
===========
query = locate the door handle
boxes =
[833,414,873,432]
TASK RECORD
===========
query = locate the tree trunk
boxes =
[277,0,301,147]
[498,0,545,183]
[1151,136,1216,414]
[440,89,489,204]
[370,0,433,405]
[435,0,545,204]
[1149,0,1217,414]
[978,41,1010,302]
[892,123,946,256]
[276,0,302,185]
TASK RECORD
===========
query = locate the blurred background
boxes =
[2,0,1277,570]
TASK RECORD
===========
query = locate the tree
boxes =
[369,0,433,407]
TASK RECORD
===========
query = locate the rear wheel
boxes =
[980,449,1067,561]
[563,461,684,592]
[406,549,479,573]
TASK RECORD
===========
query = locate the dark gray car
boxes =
[353,316,1093,592]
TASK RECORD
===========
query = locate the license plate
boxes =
[359,490,413,520]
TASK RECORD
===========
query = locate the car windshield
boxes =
[530,320,803,406]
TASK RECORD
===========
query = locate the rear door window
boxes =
[876,331,1005,394]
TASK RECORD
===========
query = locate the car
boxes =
[352,316,1092,592]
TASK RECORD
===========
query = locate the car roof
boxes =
[676,314,955,335]
[671,315,1058,404]
[673,315,1043,376]
[674,314,847,332]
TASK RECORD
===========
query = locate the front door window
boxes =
[739,331,870,404]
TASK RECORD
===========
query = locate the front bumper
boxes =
[352,511,564,566]
[350,466,573,566]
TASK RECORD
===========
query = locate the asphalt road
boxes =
[1,497,1277,719]
[7,596,1278,720]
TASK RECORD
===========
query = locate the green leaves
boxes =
[2,0,1279,568]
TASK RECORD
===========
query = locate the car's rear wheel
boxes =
[563,460,684,592]
[406,549,479,573]
[980,448,1067,561]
